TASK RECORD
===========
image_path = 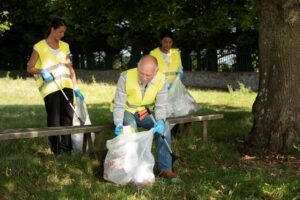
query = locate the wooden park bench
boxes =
[0,114,223,160]
[0,124,113,162]
[168,114,224,142]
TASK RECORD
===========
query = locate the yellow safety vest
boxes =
[33,40,73,98]
[150,47,181,84]
[125,68,165,114]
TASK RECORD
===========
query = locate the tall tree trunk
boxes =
[181,50,192,71]
[248,0,300,151]
[208,49,218,72]
[236,46,253,72]
[86,52,95,69]
[127,47,141,69]
[80,54,85,69]
[105,51,117,70]
[72,52,80,69]
[196,50,205,71]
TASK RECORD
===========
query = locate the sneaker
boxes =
[158,170,177,178]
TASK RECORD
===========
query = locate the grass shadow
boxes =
[1,103,299,199]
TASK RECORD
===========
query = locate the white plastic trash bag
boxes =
[72,97,95,152]
[167,76,200,117]
[103,129,155,185]
[132,156,155,185]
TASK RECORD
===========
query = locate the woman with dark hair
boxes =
[27,18,84,154]
[150,29,184,136]
[150,29,183,90]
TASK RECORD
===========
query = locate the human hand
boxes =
[168,83,172,90]
[178,71,183,80]
[74,89,84,101]
[154,119,164,135]
[40,69,53,82]
[114,123,123,136]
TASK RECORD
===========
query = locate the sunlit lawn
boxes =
[0,75,299,200]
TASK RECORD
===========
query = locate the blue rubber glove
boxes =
[114,123,123,136]
[74,89,84,101]
[178,71,183,80]
[154,119,165,135]
[40,69,53,82]
[168,83,172,90]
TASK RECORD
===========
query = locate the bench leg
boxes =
[82,132,93,152]
[95,131,106,162]
[91,131,106,178]
[202,121,208,143]
[184,122,194,136]
[177,122,194,136]
[82,133,87,152]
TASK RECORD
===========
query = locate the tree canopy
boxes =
[0,0,258,70]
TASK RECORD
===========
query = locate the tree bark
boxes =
[181,50,192,71]
[206,48,218,71]
[72,52,80,69]
[127,47,141,69]
[248,0,300,151]
[236,46,253,72]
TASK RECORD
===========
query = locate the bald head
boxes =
[137,55,158,84]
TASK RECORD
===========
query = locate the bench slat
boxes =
[0,114,224,141]
[167,114,224,124]
[0,124,114,141]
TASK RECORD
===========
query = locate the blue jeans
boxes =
[122,110,172,171]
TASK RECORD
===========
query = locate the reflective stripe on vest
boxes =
[165,71,178,76]
[126,101,154,109]
[34,63,69,81]
[110,98,155,112]
[33,40,73,98]
[150,47,181,83]
[125,68,165,114]
[38,73,71,91]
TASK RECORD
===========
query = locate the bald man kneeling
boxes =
[111,55,176,178]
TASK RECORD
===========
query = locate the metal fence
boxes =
[0,48,258,72]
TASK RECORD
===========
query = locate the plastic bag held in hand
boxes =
[154,119,164,135]
[72,97,95,152]
[167,83,172,90]
[166,76,200,117]
[40,69,53,82]
[74,89,84,101]
[103,129,155,185]
[115,123,123,136]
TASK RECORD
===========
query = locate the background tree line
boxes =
[0,0,258,71]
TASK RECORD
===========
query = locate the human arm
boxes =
[153,119,165,135]
[113,71,127,126]
[154,78,168,121]
[66,54,79,89]
[27,49,41,75]
[114,123,123,135]
[66,54,84,100]
[178,52,183,80]
[27,49,53,82]
[153,78,168,134]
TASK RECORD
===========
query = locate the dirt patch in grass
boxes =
[240,154,300,176]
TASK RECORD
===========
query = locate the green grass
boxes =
[0,76,299,200]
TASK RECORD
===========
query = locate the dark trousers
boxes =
[44,88,74,154]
